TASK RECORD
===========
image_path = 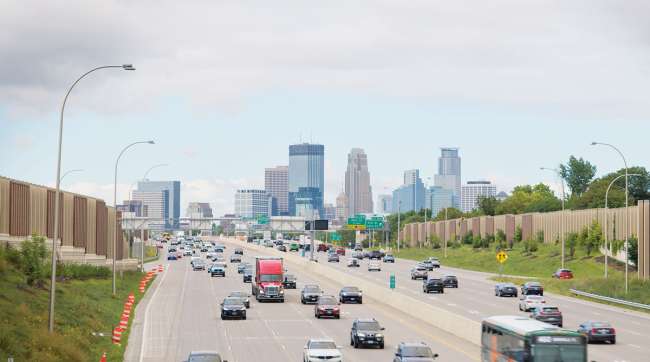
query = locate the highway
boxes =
[125,240,479,362]
[297,244,650,362]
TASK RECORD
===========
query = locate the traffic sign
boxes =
[348,224,366,231]
[257,215,269,225]
[496,251,508,264]
[365,217,384,230]
[331,233,341,241]
[347,214,366,226]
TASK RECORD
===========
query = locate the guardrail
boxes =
[569,289,650,310]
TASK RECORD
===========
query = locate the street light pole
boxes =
[48,64,134,333]
[540,167,566,269]
[397,200,402,253]
[604,174,641,278]
[591,142,630,293]
[112,140,154,296]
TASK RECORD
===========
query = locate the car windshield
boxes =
[319,297,337,305]
[357,321,380,330]
[188,354,222,362]
[223,298,243,306]
[342,287,359,293]
[445,276,457,280]
[402,346,434,357]
[309,341,337,350]
[304,286,320,293]
[260,274,282,282]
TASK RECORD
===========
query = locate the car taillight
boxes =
[591,328,599,334]
[611,328,616,334]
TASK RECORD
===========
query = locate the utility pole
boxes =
[397,201,402,252]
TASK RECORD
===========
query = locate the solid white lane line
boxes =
[139,264,170,362]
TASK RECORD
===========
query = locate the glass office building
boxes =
[288,143,324,217]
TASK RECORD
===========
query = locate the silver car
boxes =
[303,339,342,362]
[368,261,381,272]
[519,295,546,312]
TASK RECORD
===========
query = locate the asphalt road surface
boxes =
[126,241,478,362]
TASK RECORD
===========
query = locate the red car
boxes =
[314,295,340,319]
[336,247,345,256]
[552,268,574,279]
[317,243,329,252]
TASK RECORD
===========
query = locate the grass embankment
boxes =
[393,243,650,310]
[144,245,160,263]
[0,247,148,361]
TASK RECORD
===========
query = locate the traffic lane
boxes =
[303,251,648,362]
[230,241,479,362]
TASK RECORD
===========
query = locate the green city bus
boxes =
[482,316,587,362]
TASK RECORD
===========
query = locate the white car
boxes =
[519,295,547,312]
[303,339,342,362]
[368,261,381,272]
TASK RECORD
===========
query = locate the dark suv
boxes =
[393,342,439,361]
[521,282,544,296]
[422,278,444,294]
[495,283,518,297]
[339,286,363,304]
[351,319,385,349]
[369,250,384,259]
[530,305,563,327]
[442,275,458,288]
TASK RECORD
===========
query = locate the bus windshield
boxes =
[532,344,586,362]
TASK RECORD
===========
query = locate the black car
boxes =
[234,248,244,255]
[277,245,287,252]
[577,321,616,344]
[422,278,444,294]
[521,282,544,296]
[369,250,384,259]
[442,275,458,288]
[242,269,253,283]
[393,342,439,362]
[282,274,297,289]
[351,319,385,349]
[327,253,340,263]
[301,284,322,304]
[209,264,226,277]
[495,283,518,297]
[383,254,395,263]
[339,286,363,304]
[220,297,246,320]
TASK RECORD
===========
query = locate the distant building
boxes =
[335,192,349,222]
[428,186,453,216]
[496,191,508,202]
[220,213,237,235]
[323,203,336,221]
[294,187,322,219]
[345,148,373,215]
[132,190,167,232]
[135,180,181,229]
[186,202,213,232]
[234,189,271,219]
[117,200,144,217]
[265,165,289,216]
[392,170,425,213]
[461,181,497,212]
[288,143,324,217]
[434,148,461,209]
[376,194,393,214]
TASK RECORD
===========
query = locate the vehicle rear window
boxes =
[542,307,559,313]
[223,298,243,306]
[319,297,337,305]
[591,322,611,328]
[357,321,380,330]
[401,346,434,357]
[304,286,320,292]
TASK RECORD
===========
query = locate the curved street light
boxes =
[112,140,155,296]
[591,142,630,293]
[540,167,566,269]
[49,64,135,333]
[604,173,641,278]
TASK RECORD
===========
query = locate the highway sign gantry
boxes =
[365,217,384,230]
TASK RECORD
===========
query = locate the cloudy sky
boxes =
[2,0,649,216]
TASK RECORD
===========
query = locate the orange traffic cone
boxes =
[99,352,107,362]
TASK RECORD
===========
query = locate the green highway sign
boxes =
[365,217,385,230]
[331,233,341,241]
[347,214,366,226]
[257,215,269,225]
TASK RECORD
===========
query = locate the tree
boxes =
[514,226,523,243]
[572,167,650,210]
[496,184,562,215]
[559,156,597,196]
[627,236,638,266]
[566,232,578,259]
[582,220,603,256]
[21,235,48,286]
[478,196,500,216]
[434,207,463,221]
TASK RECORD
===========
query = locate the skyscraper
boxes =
[461,180,497,212]
[376,194,393,214]
[234,189,271,218]
[132,190,168,231]
[345,148,373,215]
[265,165,289,216]
[392,169,425,213]
[135,180,180,229]
[336,192,349,223]
[288,143,324,217]
[434,148,461,208]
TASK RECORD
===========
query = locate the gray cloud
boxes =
[2,0,650,120]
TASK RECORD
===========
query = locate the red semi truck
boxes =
[252,257,285,302]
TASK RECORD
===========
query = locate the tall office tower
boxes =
[376,194,393,214]
[265,165,289,216]
[392,169,425,213]
[461,181,497,212]
[428,186,454,217]
[234,189,271,219]
[132,190,168,232]
[434,148,461,208]
[345,148,373,215]
[336,192,349,223]
[135,180,181,229]
[288,143,324,217]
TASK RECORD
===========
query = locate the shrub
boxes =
[535,230,544,244]
[514,226,523,243]
[20,235,48,286]
[463,231,474,245]
[580,221,602,256]
[566,232,579,259]
[472,235,482,249]
[522,239,539,254]
[430,234,441,249]
[450,241,461,249]
[628,236,638,266]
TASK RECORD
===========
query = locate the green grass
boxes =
[0,260,149,361]
[393,242,650,311]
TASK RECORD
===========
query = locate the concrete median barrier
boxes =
[220,237,481,346]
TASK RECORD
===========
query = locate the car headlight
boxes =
[357,333,366,337]
[280,290,284,295]
[375,334,384,338]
